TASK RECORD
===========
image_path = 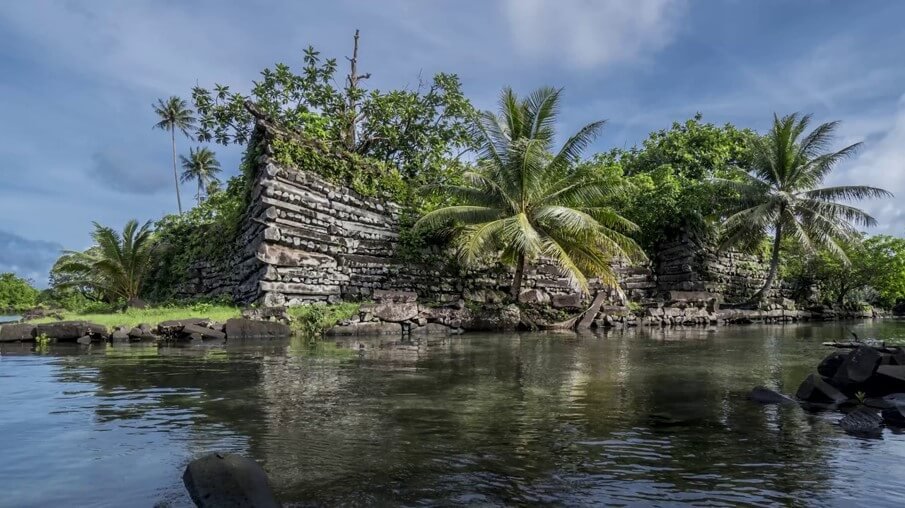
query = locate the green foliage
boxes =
[0,273,39,311]
[270,137,407,201]
[29,304,241,329]
[144,175,248,302]
[35,333,51,347]
[287,302,362,337]
[721,113,891,300]
[785,234,905,308]
[54,220,155,304]
[586,114,757,252]
[417,87,645,297]
[191,39,475,187]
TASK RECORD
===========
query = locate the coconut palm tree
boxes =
[56,220,155,305]
[417,87,644,298]
[153,96,196,214]
[180,147,222,205]
[721,113,892,301]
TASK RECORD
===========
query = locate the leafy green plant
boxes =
[417,87,645,297]
[855,391,867,404]
[35,333,51,347]
[0,273,39,311]
[288,302,362,338]
[720,113,891,301]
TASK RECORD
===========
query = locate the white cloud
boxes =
[830,94,905,236]
[502,0,686,69]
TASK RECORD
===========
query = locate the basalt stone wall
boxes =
[182,117,658,307]
[655,235,786,303]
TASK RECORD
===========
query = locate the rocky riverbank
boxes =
[0,317,291,344]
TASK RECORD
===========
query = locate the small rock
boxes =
[839,406,883,435]
[183,452,279,508]
[76,336,92,345]
[749,386,797,405]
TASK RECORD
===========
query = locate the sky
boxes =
[1,0,904,286]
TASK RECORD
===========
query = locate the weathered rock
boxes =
[834,345,881,385]
[158,318,211,336]
[748,386,797,405]
[882,405,905,426]
[182,323,227,341]
[183,452,279,508]
[552,293,582,309]
[518,288,551,305]
[325,321,402,336]
[35,321,106,341]
[817,351,849,378]
[224,318,290,340]
[411,323,452,336]
[796,374,848,404]
[111,327,130,343]
[464,289,506,304]
[128,326,158,341]
[373,302,419,323]
[76,336,92,345]
[0,323,36,342]
[372,289,417,303]
[839,406,883,435]
[242,306,291,324]
[877,365,905,383]
[577,291,607,330]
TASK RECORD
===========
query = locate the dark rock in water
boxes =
[796,374,848,404]
[76,336,92,345]
[36,321,106,341]
[158,318,211,336]
[0,323,36,342]
[833,345,881,385]
[749,386,797,405]
[326,321,402,337]
[182,323,226,341]
[839,406,883,434]
[224,318,290,340]
[183,452,279,508]
[373,302,419,323]
[881,404,905,426]
[111,327,130,343]
[411,322,452,336]
[817,351,849,378]
[877,365,905,383]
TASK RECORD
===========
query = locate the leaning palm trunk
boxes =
[751,223,782,302]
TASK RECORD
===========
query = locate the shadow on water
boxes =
[3,322,905,506]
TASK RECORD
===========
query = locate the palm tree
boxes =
[180,147,222,205]
[153,96,196,214]
[56,220,155,305]
[417,87,644,298]
[721,113,892,301]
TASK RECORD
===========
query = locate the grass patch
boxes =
[28,304,242,330]
[288,302,362,336]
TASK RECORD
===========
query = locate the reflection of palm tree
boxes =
[153,96,196,214]
[180,147,222,205]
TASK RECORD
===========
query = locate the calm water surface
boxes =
[3,321,905,507]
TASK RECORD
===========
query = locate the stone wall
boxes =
[655,235,785,303]
[185,115,788,310]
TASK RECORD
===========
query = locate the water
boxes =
[0,315,21,324]
[3,321,905,507]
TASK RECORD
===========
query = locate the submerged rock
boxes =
[183,452,279,508]
[839,406,883,435]
[796,374,848,404]
[748,386,797,405]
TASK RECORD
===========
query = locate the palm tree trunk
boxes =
[171,129,183,214]
[752,223,783,302]
[511,253,526,299]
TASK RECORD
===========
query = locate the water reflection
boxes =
[1,322,905,506]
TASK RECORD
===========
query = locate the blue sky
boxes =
[2,0,904,286]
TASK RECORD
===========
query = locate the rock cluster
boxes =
[0,318,290,344]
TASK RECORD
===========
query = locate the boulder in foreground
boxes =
[35,321,106,341]
[0,323,36,342]
[795,373,848,404]
[224,318,290,340]
[183,452,279,508]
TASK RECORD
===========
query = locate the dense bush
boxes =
[0,273,40,311]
